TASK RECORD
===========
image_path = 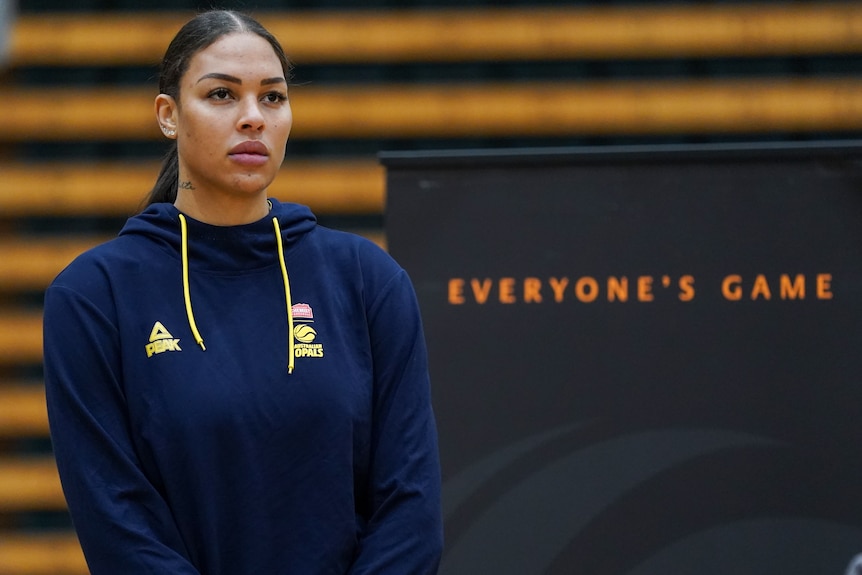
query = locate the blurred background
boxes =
[2,1,862,573]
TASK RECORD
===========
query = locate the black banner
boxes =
[383,142,862,575]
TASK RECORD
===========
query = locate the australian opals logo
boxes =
[292,303,324,358]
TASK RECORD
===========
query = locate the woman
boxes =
[42,10,443,574]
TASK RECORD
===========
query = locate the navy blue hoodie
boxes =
[43,199,443,574]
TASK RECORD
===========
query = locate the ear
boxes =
[155,94,178,138]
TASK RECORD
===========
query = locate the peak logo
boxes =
[145,321,182,358]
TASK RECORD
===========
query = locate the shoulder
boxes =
[48,235,162,302]
[307,226,415,307]
[311,226,402,276]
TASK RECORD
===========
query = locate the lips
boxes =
[229,141,269,166]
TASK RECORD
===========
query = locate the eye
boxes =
[208,88,232,100]
[262,91,287,104]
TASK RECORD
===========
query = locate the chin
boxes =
[232,174,276,195]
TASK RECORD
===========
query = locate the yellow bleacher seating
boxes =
[0,160,384,216]
[9,5,862,66]
[0,384,49,437]
[6,79,862,141]
[0,532,87,575]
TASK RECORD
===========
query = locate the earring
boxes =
[161,126,176,137]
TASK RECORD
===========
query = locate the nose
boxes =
[237,97,265,131]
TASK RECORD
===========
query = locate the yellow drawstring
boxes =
[179,214,206,351]
[272,217,295,374]
[176,212,293,372]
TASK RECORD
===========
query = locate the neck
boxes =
[174,189,271,226]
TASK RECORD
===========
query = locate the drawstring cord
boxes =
[179,214,206,351]
[272,217,295,374]
[177,212,295,373]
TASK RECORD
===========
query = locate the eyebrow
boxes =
[196,72,286,86]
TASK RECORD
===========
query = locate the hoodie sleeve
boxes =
[349,268,444,575]
[43,282,201,575]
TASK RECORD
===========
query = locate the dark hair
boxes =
[144,10,292,207]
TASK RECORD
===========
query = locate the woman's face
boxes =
[167,32,292,200]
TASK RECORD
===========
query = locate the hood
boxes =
[120,198,316,273]
[120,198,317,373]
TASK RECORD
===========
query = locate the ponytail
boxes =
[143,142,179,209]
